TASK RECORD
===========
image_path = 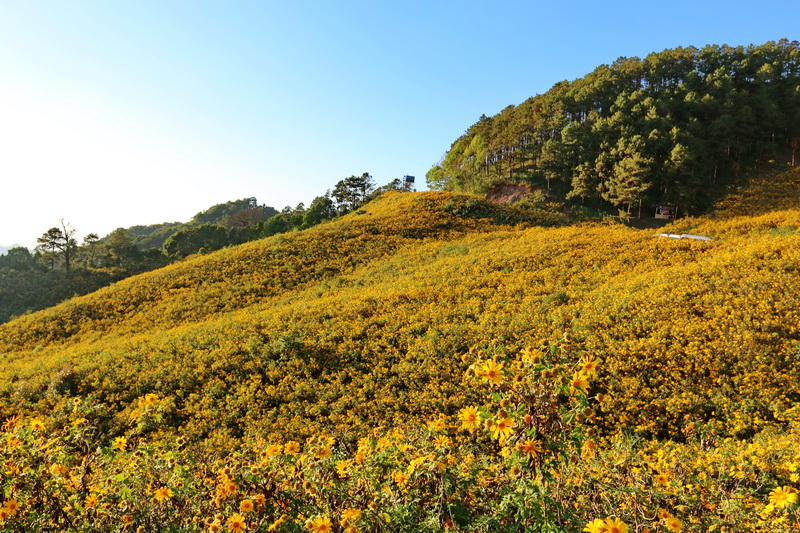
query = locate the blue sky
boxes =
[1,0,799,249]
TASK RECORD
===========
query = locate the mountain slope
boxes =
[2,187,798,444]
[1,179,800,530]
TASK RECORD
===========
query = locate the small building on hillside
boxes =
[655,206,674,220]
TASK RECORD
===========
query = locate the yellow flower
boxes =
[341,508,361,523]
[434,435,452,448]
[85,494,100,508]
[1,415,20,430]
[153,486,174,502]
[263,444,282,458]
[583,518,606,533]
[570,372,590,395]
[427,416,446,432]
[479,360,505,385]
[113,436,128,451]
[143,393,159,406]
[603,517,628,533]
[664,514,682,532]
[490,417,516,442]
[392,471,409,486]
[769,485,798,508]
[336,460,351,477]
[521,347,542,364]
[654,472,669,486]
[580,356,600,376]
[315,446,332,459]
[459,406,481,430]
[30,419,46,432]
[228,513,247,533]
[240,499,254,513]
[284,441,301,454]
[516,438,543,458]
[3,499,21,516]
[305,515,333,533]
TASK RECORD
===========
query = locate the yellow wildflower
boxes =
[516,439,543,458]
[459,406,481,430]
[491,417,515,442]
[664,514,682,532]
[240,499,254,513]
[336,459,351,477]
[1,415,20,430]
[521,347,542,364]
[769,486,798,508]
[603,517,628,533]
[583,518,606,533]
[228,513,247,533]
[85,494,100,508]
[341,508,361,523]
[315,446,332,459]
[153,486,174,503]
[143,393,159,406]
[580,356,600,376]
[392,471,409,486]
[427,416,446,431]
[3,499,21,516]
[263,444,282,458]
[434,435,452,448]
[305,515,333,533]
[284,441,301,454]
[479,360,505,385]
[570,372,589,395]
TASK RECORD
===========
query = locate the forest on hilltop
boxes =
[428,40,800,216]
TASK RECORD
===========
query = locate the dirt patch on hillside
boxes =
[486,182,531,204]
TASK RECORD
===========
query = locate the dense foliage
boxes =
[428,40,800,216]
[1,164,799,529]
[127,198,279,251]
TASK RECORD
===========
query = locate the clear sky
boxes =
[1,0,799,249]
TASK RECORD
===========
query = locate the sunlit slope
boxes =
[0,192,554,350]
[711,165,800,217]
[1,189,799,447]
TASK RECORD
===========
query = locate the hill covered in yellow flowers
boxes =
[1,170,799,531]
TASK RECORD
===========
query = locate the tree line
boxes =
[427,40,800,216]
[0,173,408,323]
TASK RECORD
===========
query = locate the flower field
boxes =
[1,175,800,531]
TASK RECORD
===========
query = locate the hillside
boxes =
[1,178,800,530]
